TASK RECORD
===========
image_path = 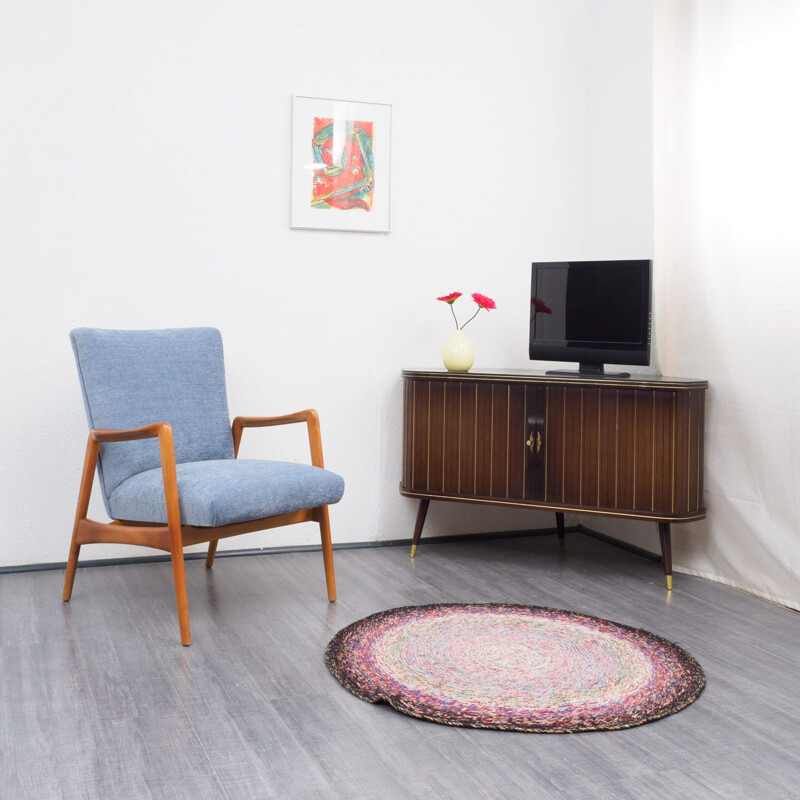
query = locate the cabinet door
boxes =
[541,384,619,508]
[402,378,528,501]
[467,380,527,501]
[524,385,547,501]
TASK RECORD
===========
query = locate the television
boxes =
[529,259,652,377]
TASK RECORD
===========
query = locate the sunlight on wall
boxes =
[654,0,800,609]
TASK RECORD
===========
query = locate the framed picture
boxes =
[291,95,392,233]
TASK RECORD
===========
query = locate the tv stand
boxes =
[400,368,707,590]
[546,362,630,378]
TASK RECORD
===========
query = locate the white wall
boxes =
[0,0,653,567]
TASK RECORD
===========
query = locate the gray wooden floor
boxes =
[1,532,799,800]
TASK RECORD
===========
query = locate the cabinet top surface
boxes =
[402,368,708,389]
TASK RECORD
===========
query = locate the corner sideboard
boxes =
[400,368,708,589]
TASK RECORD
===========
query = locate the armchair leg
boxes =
[63,541,81,602]
[170,545,191,646]
[157,424,191,645]
[205,540,219,568]
[64,434,99,602]
[317,506,337,602]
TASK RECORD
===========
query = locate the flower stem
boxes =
[460,307,482,330]
[450,303,459,329]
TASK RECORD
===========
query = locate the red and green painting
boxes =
[311,118,375,212]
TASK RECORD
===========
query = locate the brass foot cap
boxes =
[666,575,673,591]
[410,544,417,558]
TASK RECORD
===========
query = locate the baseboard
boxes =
[0,524,582,575]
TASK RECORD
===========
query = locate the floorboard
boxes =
[1,532,798,799]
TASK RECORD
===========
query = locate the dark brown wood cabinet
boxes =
[400,369,708,589]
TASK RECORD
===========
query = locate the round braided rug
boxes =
[325,604,705,733]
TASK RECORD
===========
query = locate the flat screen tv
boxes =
[529,259,652,377]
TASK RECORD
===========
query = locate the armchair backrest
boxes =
[70,328,235,509]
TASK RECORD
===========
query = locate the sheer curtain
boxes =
[653,0,800,610]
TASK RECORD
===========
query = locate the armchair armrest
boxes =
[89,422,181,530]
[76,421,185,640]
[232,409,325,467]
[91,422,171,443]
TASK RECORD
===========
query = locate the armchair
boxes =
[65,328,344,645]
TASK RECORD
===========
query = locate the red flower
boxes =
[471,292,496,311]
[437,292,463,305]
[531,296,552,314]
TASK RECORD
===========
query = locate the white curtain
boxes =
[653,0,800,609]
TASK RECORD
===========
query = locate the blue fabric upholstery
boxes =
[109,459,345,527]
[70,328,235,514]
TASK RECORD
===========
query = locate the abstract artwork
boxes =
[291,96,391,232]
[311,118,374,212]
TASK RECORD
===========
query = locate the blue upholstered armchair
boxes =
[65,328,344,645]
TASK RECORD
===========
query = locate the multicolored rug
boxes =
[325,604,705,733]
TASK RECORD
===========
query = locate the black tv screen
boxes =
[529,260,651,376]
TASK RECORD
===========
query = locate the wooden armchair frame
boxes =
[63,409,336,646]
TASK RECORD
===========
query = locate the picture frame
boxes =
[290,95,392,233]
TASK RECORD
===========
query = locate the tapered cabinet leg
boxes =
[170,546,191,646]
[658,522,673,591]
[317,506,337,602]
[410,499,430,558]
[555,512,565,548]
[205,540,219,568]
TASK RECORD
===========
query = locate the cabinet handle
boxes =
[525,431,542,453]
[526,432,535,452]
[526,431,543,453]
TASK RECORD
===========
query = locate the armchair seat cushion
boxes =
[108,459,345,528]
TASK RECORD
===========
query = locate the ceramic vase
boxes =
[442,329,474,372]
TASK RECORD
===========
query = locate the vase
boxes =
[442,329,474,372]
